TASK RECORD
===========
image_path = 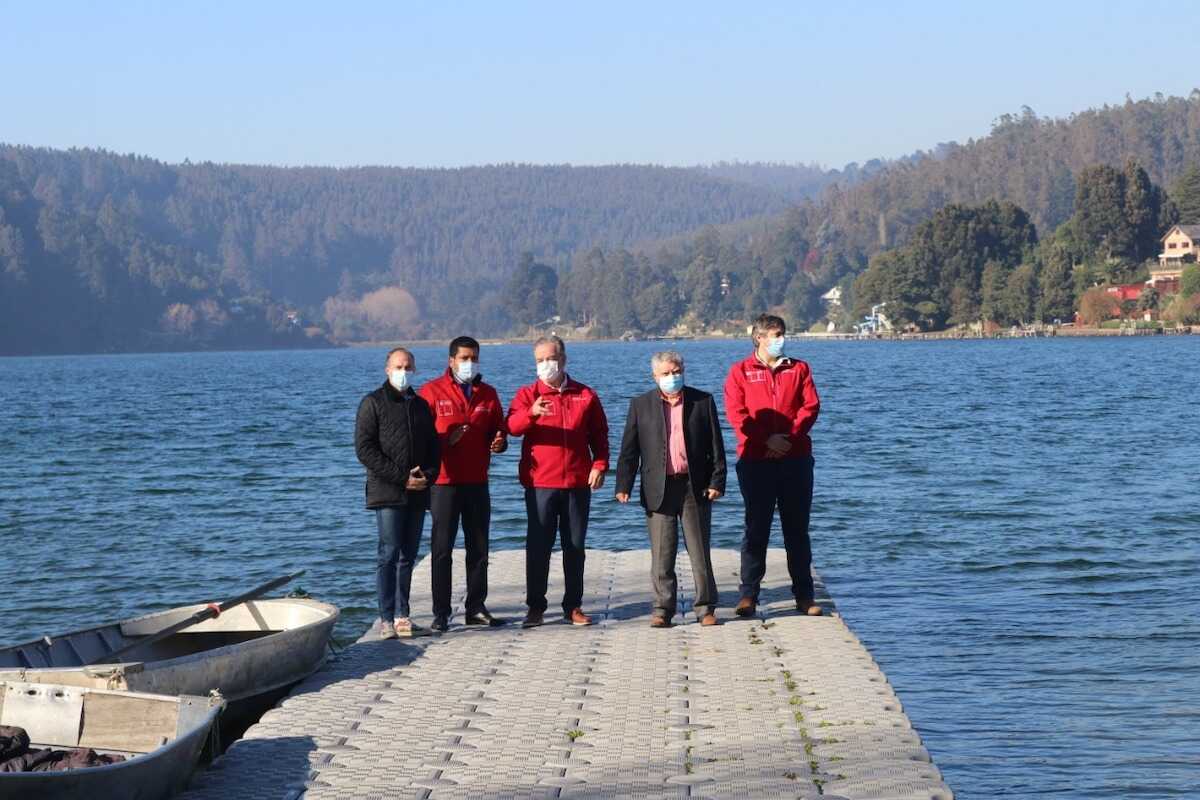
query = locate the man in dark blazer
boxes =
[614,351,726,627]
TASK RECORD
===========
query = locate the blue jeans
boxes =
[736,456,815,603]
[376,503,426,621]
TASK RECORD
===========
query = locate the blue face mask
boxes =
[765,335,786,358]
[455,360,477,382]
[657,374,684,395]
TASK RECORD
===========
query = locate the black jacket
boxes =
[614,386,727,512]
[355,382,440,509]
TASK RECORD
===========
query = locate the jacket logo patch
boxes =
[745,370,766,383]
[437,399,455,416]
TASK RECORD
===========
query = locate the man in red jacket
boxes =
[419,336,509,633]
[506,335,609,629]
[724,313,823,618]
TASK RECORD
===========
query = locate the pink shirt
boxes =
[661,394,689,475]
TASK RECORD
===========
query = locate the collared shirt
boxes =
[661,392,688,475]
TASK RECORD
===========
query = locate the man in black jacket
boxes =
[355,346,440,638]
[614,351,726,627]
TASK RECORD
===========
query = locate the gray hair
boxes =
[533,335,566,356]
[650,350,684,371]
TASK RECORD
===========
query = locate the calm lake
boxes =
[1,337,1197,799]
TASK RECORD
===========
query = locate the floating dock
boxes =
[181,549,953,799]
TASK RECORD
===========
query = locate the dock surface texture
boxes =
[182,549,953,800]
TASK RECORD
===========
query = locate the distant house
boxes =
[1105,284,1145,302]
[820,286,842,308]
[1157,223,1200,266]
[1149,223,1200,293]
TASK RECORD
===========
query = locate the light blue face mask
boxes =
[765,335,786,358]
[389,368,411,391]
[455,360,478,382]
[657,374,684,395]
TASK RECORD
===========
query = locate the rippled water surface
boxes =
[1,338,1197,798]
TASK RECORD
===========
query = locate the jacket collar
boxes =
[745,352,793,371]
[381,381,414,402]
[536,374,576,394]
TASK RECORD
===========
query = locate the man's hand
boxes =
[530,396,553,417]
[406,466,428,491]
[704,488,722,501]
[766,433,792,456]
[615,492,630,504]
[588,468,605,491]
[448,423,469,446]
[489,431,507,453]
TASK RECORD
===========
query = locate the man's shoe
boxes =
[734,597,757,618]
[568,608,593,626]
[521,610,544,629]
[430,616,450,633]
[378,619,398,640]
[394,618,431,638]
[700,613,720,626]
[796,600,823,617]
[465,610,507,627]
[649,615,672,628]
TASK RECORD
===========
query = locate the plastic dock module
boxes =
[181,549,953,800]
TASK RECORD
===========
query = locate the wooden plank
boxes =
[79,692,178,753]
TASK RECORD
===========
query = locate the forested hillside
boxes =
[543,93,1200,335]
[10,93,1200,353]
[0,149,807,354]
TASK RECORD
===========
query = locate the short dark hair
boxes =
[449,336,480,357]
[751,314,786,340]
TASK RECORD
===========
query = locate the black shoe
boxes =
[521,610,544,628]
[430,616,449,633]
[465,610,507,627]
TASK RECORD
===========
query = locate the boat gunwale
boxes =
[0,598,339,683]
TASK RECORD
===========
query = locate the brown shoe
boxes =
[521,610,544,629]
[700,613,720,627]
[734,597,756,618]
[796,599,823,617]
[649,615,672,628]
[568,608,593,626]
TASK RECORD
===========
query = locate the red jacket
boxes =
[723,353,820,460]
[506,376,610,489]
[418,370,506,485]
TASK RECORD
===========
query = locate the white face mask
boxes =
[454,360,477,382]
[388,368,411,392]
[536,359,560,384]
[765,335,786,358]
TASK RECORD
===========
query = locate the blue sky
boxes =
[0,1,1192,169]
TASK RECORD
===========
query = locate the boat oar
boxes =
[86,570,306,666]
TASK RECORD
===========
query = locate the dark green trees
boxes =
[852,201,1037,329]
[503,254,558,328]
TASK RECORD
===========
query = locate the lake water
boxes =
[1,338,1197,799]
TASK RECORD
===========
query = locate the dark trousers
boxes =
[429,483,491,618]
[524,487,590,614]
[736,456,815,603]
[647,475,719,618]
[376,502,426,621]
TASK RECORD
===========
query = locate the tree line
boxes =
[0,148,807,354]
[517,93,1200,336]
[11,92,1200,353]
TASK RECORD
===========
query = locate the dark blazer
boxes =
[614,386,727,512]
